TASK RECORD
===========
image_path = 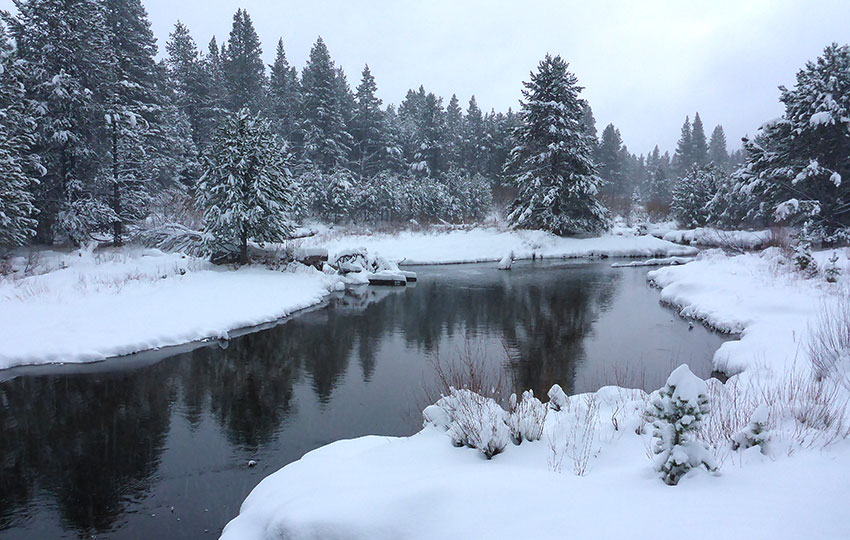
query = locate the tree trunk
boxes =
[240,229,248,265]
[111,123,123,247]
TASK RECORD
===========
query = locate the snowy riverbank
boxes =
[298,226,698,265]
[0,246,339,369]
[221,247,850,540]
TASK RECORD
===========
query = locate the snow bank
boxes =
[660,228,773,250]
[222,386,850,540]
[301,226,696,266]
[0,247,338,368]
[648,248,844,375]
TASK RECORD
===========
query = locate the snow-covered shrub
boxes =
[507,390,547,444]
[430,388,509,459]
[547,384,568,412]
[824,252,841,283]
[731,404,771,454]
[548,393,600,476]
[646,365,718,485]
[793,243,818,278]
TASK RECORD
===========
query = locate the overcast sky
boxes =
[3,0,849,155]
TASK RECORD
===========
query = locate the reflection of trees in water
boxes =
[0,365,174,533]
[0,263,620,537]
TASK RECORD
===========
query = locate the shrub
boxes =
[646,365,717,485]
[507,390,547,444]
[429,388,509,459]
[731,404,771,454]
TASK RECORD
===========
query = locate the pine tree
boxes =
[351,64,386,178]
[596,123,627,208]
[671,165,723,228]
[198,108,295,264]
[300,37,352,172]
[462,95,486,175]
[647,365,717,486]
[736,43,850,243]
[164,22,207,146]
[101,0,170,245]
[708,125,729,170]
[411,91,447,177]
[445,93,463,170]
[691,112,709,166]
[580,101,598,142]
[267,38,300,144]
[223,9,266,112]
[505,54,606,235]
[0,22,42,247]
[643,146,673,218]
[199,37,227,143]
[4,0,112,244]
[673,116,693,176]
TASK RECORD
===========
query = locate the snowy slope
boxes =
[300,226,697,265]
[0,247,338,368]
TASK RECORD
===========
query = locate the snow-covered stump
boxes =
[547,384,568,412]
[646,365,718,485]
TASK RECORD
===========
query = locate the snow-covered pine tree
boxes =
[580,101,598,143]
[642,146,673,218]
[197,108,295,264]
[410,90,447,178]
[708,125,729,171]
[101,0,172,246]
[351,65,386,179]
[223,9,266,113]
[0,22,42,247]
[4,0,112,244]
[300,37,352,173]
[671,165,722,228]
[691,112,709,167]
[596,123,628,210]
[505,54,607,235]
[198,36,228,143]
[267,38,301,145]
[825,251,841,283]
[164,21,208,148]
[673,116,694,177]
[462,95,487,176]
[647,364,717,486]
[445,93,463,171]
[735,43,850,244]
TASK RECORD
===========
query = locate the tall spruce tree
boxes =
[708,125,729,170]
[267,38,300,144]
[300,37,352,172]
[223,9,265,112]
[445,93,463,170]
[198,108,295,264]
[462,95,487,175]
[411,91,447,177]
[101,0,168,245]
[596,123,627,207]
[4,0,112,244]
[673,116,693,176]
[351,64,386,178]
[505,54,606,234]
[0,22,42,246]
[691,112,709,167]
[736,43,850,242]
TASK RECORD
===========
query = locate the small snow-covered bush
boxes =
[507,390,547,444]
[824,252,841,283]
[731,404,771,454]
[793,243,818,278]
[646,365,718,485]
[548,393,600,476]
[428,388,509,459]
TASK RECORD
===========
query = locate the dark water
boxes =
[0,260,727,539]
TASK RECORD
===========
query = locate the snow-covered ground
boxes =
[0,246,339,369]
[221,246,850,540]
[297,225,697,265]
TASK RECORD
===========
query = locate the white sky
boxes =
[2,0,849,155]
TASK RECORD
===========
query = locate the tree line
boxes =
[0,0,847,254]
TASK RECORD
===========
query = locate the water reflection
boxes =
[0,260,727,538]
